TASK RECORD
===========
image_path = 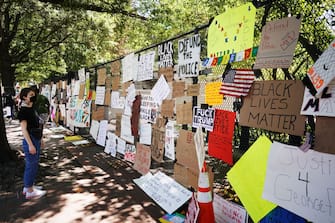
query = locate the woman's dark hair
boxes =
[19,87,33,103]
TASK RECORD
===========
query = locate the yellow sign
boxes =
[205,82,223,105]
[227,136,276,223]
[207,3,256,58]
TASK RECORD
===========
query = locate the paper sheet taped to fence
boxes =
[133,171,192,214]
[262,141,335,223]
[239,80,305,136]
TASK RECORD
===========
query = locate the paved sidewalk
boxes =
[0,121,165,223]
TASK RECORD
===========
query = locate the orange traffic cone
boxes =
[197,162,215,223]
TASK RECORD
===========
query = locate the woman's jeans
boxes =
[23,135,41,188]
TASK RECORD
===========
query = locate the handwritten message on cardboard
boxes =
[240,80,305,136]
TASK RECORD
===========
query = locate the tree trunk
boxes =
[0,47,17,162]
[0,87,16,163]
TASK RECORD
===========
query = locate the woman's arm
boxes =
[20,120,36,154]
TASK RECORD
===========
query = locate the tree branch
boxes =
[37,0,147,20]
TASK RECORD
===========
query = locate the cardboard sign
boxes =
[186,84,200,96]
[254,17,301,69]
[159,67,174,82]
[151,125,165,163]
[175,130,198,172]
[104,89,111,106]
[111,76,120,91]
[240,80,305,136]
[172,81,185,98]
[300,79,335,117]
[111,60,121,75]
[174,162,214,192]
[97,67,107,85]
[208,109,235,165]
[315,116,335,154]
[78,83,85,99]
[306,39,335,98]
[91,105,105,121]
[160,99,174,118]
[176,102,193,124]
[133,143,151,175]
[105,76,112,89]
[263,141,335,223]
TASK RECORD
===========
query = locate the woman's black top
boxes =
[18,107,43,139]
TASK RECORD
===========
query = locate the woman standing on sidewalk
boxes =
[17,87,46,199]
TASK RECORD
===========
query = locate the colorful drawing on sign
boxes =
[207,3,256,58]
[205,82,223,105]
[227,136,276,223]
[219,69,255,98]
[262,141,335,223]
[239,80,306,136]
[124,144,136,163]
[178,34,201,78]
[192,106,215,132]
[301,78,335,117]
[260,206,305,223]
[306,39,335,98]
[158,41,174,68]
[254,17,301,69]
[208,109,235,165]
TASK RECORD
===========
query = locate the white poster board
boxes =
[95,86,106,105]
[151,75,170,105]
[306,39,335,98]
[89,120,100,141]
[137,51,156,81]
[300,79,335,117]
[178,34,201,78]
[120,114,134,144]
[213,193,248,223]
[263,141,335,223]
[122,53,138,83]
[133,171,192,214]
[164,120,176,161]
[96,120,108,147]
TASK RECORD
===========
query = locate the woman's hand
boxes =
[29,144,37,154]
